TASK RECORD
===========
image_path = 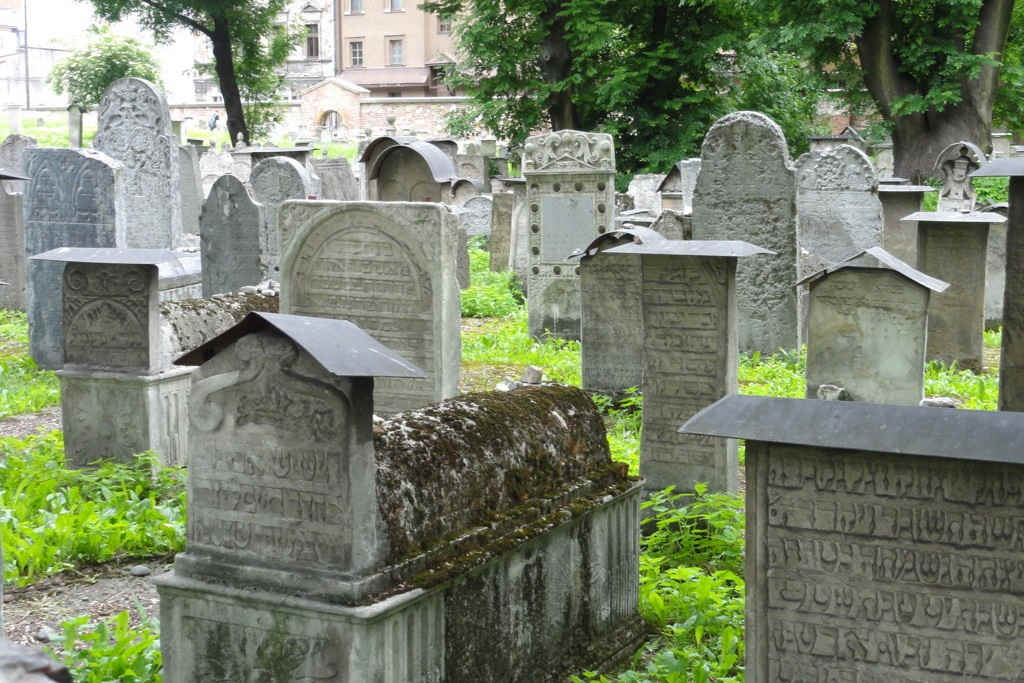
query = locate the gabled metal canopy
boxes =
[679,394,1024,463]
[605,239,774,258]
[568,227,664,261]
[175,312,425,379]
[30,247,181,266]
[970,157,1024,177]
[795,246,949,292]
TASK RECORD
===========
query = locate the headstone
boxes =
[657,158,700,213]
[627,173,664,213]
[249,156,315,278]
[488,191,515,272]
[0,133,35,193]
[693,111,799,355]
[456,152,487,187]
[992,131,1012,157]
[503,177,530,288]
[280,201,461,414]
[24,148,126,369]
[171,119,183,143]
[312,156,359,200]
[200,175,266,296]
[877,178,936,264]
[93,77,183,249]
[0,184,24,310]
[605,239,772,493]
[523,130,615,339]
[983,202,1009,328]
[682,395,1024,683]
[67,104,83,148]
[459,195,492,238]
[935,141,985,213]
[178,144,202,237]
[649,208,691,240]
[873,140,894,178]
[799,247,949,406]
[903,210,1005,372]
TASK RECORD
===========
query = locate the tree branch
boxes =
[854,0,916,118]
[966,0,1013,115]
[136,0,212,37]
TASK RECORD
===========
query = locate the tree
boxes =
[48,26,162,110]
[765,0,1015,180]
[85,0,301,145]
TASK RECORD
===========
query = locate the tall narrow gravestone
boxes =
[178,144,202,237]
[604,239,772,493]
[93,77,182,249]
[200,175,266,296]
[280,201,461,414]
[798,247,949,405]
[0,133,35,193]
[692,111,798,354]
[24,148,126,369]
[312,156,359,200]
[249,156,315,279]
[682,395,1024,682]
[523,130,615,339]
[0,182,24,310]
[877,177,936,264]
[489,190,515,272]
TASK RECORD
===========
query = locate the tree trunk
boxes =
[209,18,249,146]
[540,0,577,130]
[891,106,989,182]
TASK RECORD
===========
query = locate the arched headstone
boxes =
[250,156,314,276]
[201,175,266,296]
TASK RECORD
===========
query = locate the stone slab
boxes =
[250,156,316,280]
[1000,177,1024,411]
[200,174,266,296]
[488,191,514,272]
[580,251,643,395]
[0,185,23,309]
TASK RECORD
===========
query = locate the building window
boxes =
[305,24,319,58]
[350,0,363,12]
[438,15,452,33]
[388,91,401,97]
[389,39,403,65]
[388,0,402,11]
[350,41,363,67]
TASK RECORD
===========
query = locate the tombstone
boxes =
[808,128,867,154]
[200,175,266,296]
[795,145,884,341]
[681,394,1024,683]
[178,144,203,237]
[981,201,1009,328]
[649,208,690,240]
[455,151,487,187]
[0,133,36,193]
[523,130,616,339]
[249,156,315,277]
[0,183,24,310]
[873,139,894,178]
[67,104,83,148]
[93,77,183,249]
[657,159,700,213]
[992,131,1012,157]
[501,177,530,288]
[312,156,359,200]
[935,141,985,212]
[488,191,515,272]
[159,320,640,682]
[877,177,936,264]
[170,119,183,143]
[30,248,194,468]
[369,141,461,202]
[692,111,798,355]
[902,209,1005,372]
[799,247,949,405]
[24,148,126,369]
[604,238,772,493]
[280,201,461,414]
[459,194,492,238]
[626,173,664,213]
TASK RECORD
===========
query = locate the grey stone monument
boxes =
[280,201,461,414]
[0,183,24,310]
[93,77,183,249]
[992,131,1012,158]
[657,158,700,213]
[502,176,530,287]
[0,133,35,193]
[178,144,203,237]
[312,156,359,200]
[627,173,664,213]
[488,191,515,272]
[459,194,493,238]
[24,148,126,369]
[249,155,315,278]
[903,209,1004,372]
[604,238,772,493]
[200,175,266,296]
[682,395,1024,683]
[523,130,615,339]
[692,111,799,354]
[877,177,936,264]
[935,140,985,213]
[799,247,949,406]
[873,139,894,178]
[649,208,691,240]
[981,201,1009,328]
[67,104,83,148]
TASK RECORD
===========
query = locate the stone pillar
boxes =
[502,177,529,288]
[873,141,894,178]
[0,185,24,310]
[1000,175,1024,410]
[488,191,515,272]
[903,211,1005,372]
[877,179,936,264]
[523,130,615,340]
[992,131,1012,157]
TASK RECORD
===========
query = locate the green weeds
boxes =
[593,388,643,475]
[737,347,805,398]
[461,242,524,317]
[0,310,60,417]
[462,310,582,385]
[54,608,163,683]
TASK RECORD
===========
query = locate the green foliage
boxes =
[48,26,162,110]
[461,243,524,318]
[0,311,60,418]
[994,2,1024,134]
[54,609,162,683]
[592,388,643,475]
[461,311,581,386]
[921,175,1007,211]
[0,433,186,584]
[738,346,806,398]
[924,360,999,410]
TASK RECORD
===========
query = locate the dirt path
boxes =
[0,406,61,440]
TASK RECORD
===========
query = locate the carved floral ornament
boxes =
[523,130,615,173]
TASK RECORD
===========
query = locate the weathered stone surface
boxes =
[93,77,182,249]
[312,156,359,200]
[877,182,934,264]
[627,173,663,213]
[68,106,83,148]
[658,158,700,213]
[692,111,798,354]
[935,141,985,213]
[579,249,643,395]
[489,191,515,272]
[0,133,35,193]
[455,152,486,187]
[0,638,71,682]
[280,202,461,413]
[24,148,125,369]
[986,215,1008,328]
[524,130,616,339]
[249,156,315,277]
[504,178,530,288]
[178,144,202,237]
[200,175,266,296]
[159,292,279,369]
[1001,177,1024,411]
[459,195,492,238]
[0,184,24,309]
[650,208,691,240]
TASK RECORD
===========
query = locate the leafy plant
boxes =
[0,311,60,418]
[461,243,524,318]
[462,310,581,386]
[54,608,162,683]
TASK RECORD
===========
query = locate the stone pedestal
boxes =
[904,211,1004,372]
[877,181,935,264]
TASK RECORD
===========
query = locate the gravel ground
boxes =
[0,406,61,439]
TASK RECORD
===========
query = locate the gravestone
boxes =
[523,130,615,339]
[459,194,492,238]
[0,184,24,310]
[682,395,1024,683]
[983,202,1009,328]
[312,156,359,200]
[0,133,35,193]
[795,145,883,341]
[200,175,266,296]
[280,201,461,414]
[93,77,182,249]
[873,140,894,178]
[799,247,949,405]
[657,159,700,213]
[903,210,1005,372]
[502,177,530,288]
[488,191,515,272]
[877,177,936,264]
[992,131,1012,157]
[649,208,690,240]
[627,173,664,213]
[935,141,985,212]
[67,104,83,148]
[249,156,315,278]
[178,144,203,237]
[692,111,798,354]
[24,148,126,369]
[605,239,772,493]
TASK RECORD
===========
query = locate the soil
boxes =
[0,406,61,439]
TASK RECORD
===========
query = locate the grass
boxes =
[462,311,582,386]
[461,242,524,318]
[0,311,60,418]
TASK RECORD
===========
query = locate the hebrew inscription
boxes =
[63,263,152,371]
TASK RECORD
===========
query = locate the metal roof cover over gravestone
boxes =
[795,144,883,341]
[606,239,773,494]
[524,130,615,340]
[280,201,461,414]
[249,156,315,278]
[93,77,182,249]
[692,111,798,354]
[681,395,1024,683]
[24,148,126,369]
[799,247,949,406]
[876,177,936,264]
[0,183,24,309]
[200,175,266,296]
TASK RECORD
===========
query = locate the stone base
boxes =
[58,367,193,468]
